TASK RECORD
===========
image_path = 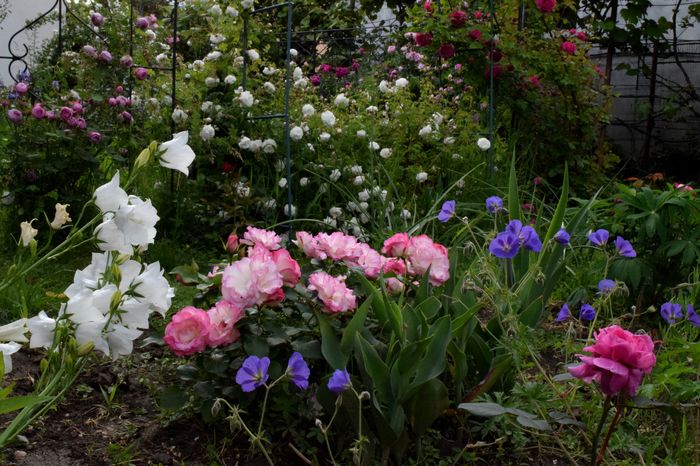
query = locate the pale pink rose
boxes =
[241,226,282,250]
[307,272,356,313]
[569,325,656,396]
[293,231,327,260]
[207,300,244,347]
[248,244,273,261]
[346,243,384,279]
[381,233,410,257]
[385,277,405,294]
[221,256,284,309]
[164,306,211,356]
[383,257,407,276]
[271,249,301,286]
[405,235,450,286]
[207,265,222,279]
[315,232,360,261]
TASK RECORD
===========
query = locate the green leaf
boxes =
[542,164,568,246]
[316,312,345,370]
[356,335,391,402]
[548,411,585,428]
[413,296,442,321]
[516,415,551,431]
[463,353,512,401]
[507,153,521,221]
[0,395,52,415]
[406,379,449,435]
[458,402,507,417]
[340,294,373,356]
[409,316,451,393]
[159,386,188,411]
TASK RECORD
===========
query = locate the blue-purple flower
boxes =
[235,355,270,392]
[660,302,683,324]
[598,279,616,296]
[507,220,542,252]
[489,232,520,259]
[579,304,596,321]
[554,228,570,245]
[286,352,310,390]
[555,304,570,322]
[686,305,700,327]
[485,196,504,214]
[438,200,456,223]
[328,368,352,394]
[614,236,637,258]
[588,229,609,247]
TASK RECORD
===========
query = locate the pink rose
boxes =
[221,256,283,309]
[414,33,432,47]
[241,226,282,250]
[164,306,211,356]
[385,277,405,294]
[271,249,301,286]
[437,43,456,59]
[294,231,327,260]
[345,243,384,279]
[307,272,356,313]
[207,300,243,347]
[568,325,656,396]
[31,104,45,119]
[405,235,450,286]
[535,0,557,13]
[382,257,406,276]
[561,41,577,55]
[381,233,409,257]
[316,232,360,261]
[449,10,468,27]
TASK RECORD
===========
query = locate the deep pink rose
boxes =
[473,11,484,19]
[568,325,656,396]
[319,64,333,73]
[134,67,149,80]
[414,33,432,47]
[335,67,349,78]
[31,104,45,119]
[59,106,73,121]
[438,43,456,59]
[561,41,577,55]
[381,233,410,257]
[307,272,356,313]
[449,10,468,27]
[529,75,541,88]
[164,306,211,356]
[468,29,482,41]
[535,0,557,13]
[206,300,243,347]
[576,31,587,41]
[310,75,321,86]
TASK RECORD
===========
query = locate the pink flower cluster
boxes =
[568,325,656,396]
[308,272,356,313]
[164,301,244,356]
[382,233,450,286]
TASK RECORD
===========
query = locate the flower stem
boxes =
[590,395,613,466]
[595,398,625,466]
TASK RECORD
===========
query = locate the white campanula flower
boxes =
[226,6,239,16]
[452,153,462,160]
[239,91,254,108]
[395,77,409,89]
[477,137,491,151]
[224,74,237,84]
[290,126,304,141]
[299,177,309,186]
[400,209,412,219]
[358,190,370,202]
[205,76,219,88]
[284,204,296,217]
[247,49,260,62]
[456,179,465,188]
[0,342,21,374]
[329,207,343,218]
[321,110,336,127]
[263,82,276,94]
[416,172,428,182]
[353,176,365,185]
[368,141,379,151]
[334,93,349,107]
[302,104,315,117]
[347,201,358,212]
[275,160,285,172]
[350,165,363,175]
[242,0,254,10]
[209,33,226,45]
[19,220,37,247]
[236,183,251,198]
[209,4,222,15]
[262,139,277,153]
[159,131,196,175]
[419,125,432,137]
[278,178,288,188]
[379,148,392,159]
[50,203,71,229]
[356,130,366,138]
[359,202,369,211]
[27,312,55,349]
[0,318,27,343]
[329,169,341,182]
[319,132,331,142]
[263,198,276,209]
[200,124,215,141]
[444,136,456,145]
[323,217,337,228]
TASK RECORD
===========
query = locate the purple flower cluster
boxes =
[659,302,699,326]
[235,352,310,392]
[555,303,596,322]
[588,228,637,258]
[489,219,542,259]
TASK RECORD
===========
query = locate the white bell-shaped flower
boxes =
[158,131,196,176]
[27,311,56,349]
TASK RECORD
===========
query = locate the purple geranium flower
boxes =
[485,196,503,214]
[286,352,310,390]
[554,228,570,245]
[507,220,542,252]
[235,355,270,392]
[555,304,570,322]
[579,304,596,321]
[438,200,456,223]
[328,369,352,394]
[598,279,616,296]
[686,305,700,327]
[588,229,609,247]
[614,236,636,258]
[489,232,520,259]
[660,302,683,324]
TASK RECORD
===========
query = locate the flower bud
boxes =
[148,140,158,154]
[110,263,122,284]
[115,253,131,265]
[134,147,151,169]
[77,341,95,356]
[39,358,49,372]
[315,418,324,429]
[359,391,371,401]
[110,290,123,311]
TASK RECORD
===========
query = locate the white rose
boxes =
[321,111,336,127]
[239,91,254,108]
[395,77,409,89]
[419,125,432,137]
[334,93,349,107]
[247,49,260,62]
[477,137,491,151]
[416,172,428,183]
[200,124,215,141]
[379,148,392,159]
[224,74,237,85]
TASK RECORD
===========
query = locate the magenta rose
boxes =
[310,75,321,86]
[437,43,456,59]
[561,41,577,55]
[414,33,432,47]
[535,0,557,13]
[449,10,468,27]
[164,306,211,356]
[568,325,656,396]
[134,67,149,80]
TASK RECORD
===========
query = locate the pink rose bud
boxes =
[31,104,45,119]
[98,50,113,62]
[88,131,102,143]
[225,233,239,253]
[134,67,149,80]
[7,108,22,123]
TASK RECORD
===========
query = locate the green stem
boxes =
[590,395,613,466]
[596,398,624,466]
